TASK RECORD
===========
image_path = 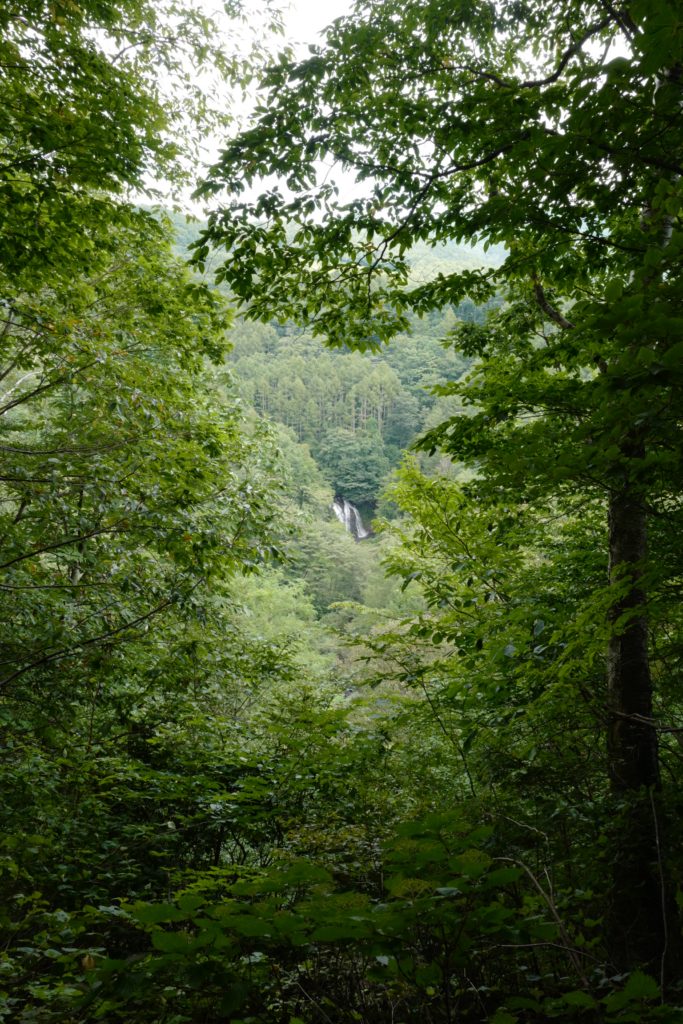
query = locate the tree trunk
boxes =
[605,480,678,982]
[606,486,658,792]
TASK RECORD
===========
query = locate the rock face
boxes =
[331,497,371,541]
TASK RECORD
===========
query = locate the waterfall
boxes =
[332,497,371,541]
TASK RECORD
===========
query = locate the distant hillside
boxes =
[163,209,503,276]
[162,208,497,508]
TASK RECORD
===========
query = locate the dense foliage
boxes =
[2,0,683,1022]
[196,0,683,1007]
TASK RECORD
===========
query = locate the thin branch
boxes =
[0,581,109,591]
[0,438,138,456]
[0,522,125,572]
[517,17,613,88]
[0,590,191,690]
[498,856,590,987]
[649,789,669,999]
[0,375,56,416]
[441,18,612,91]
[613,709,683,735]
[533,280,575,330]
[0,356,100,417]
[596,0,638,40]
[417,677,477,798]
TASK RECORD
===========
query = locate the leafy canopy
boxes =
[0,0,279,285]
[196,0,683,516]
[197,0,682,348]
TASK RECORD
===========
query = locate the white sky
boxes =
[139,0,354,209]
[284,0,352,46]
[176,0,355,211]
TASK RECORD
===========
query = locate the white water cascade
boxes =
[331,497,371,541]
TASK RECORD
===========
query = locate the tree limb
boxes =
[532,280,575,330]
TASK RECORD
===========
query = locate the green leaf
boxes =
[562,990,597,1009]
[177,893,205,913]
[133,903,186,925]
[623,970,660,1001]
[225,915,273,938]
[604,279,624,303]
[151,930,194,953]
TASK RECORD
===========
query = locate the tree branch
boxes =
[532,280,575,330]
[0,523,125,572]
[0,592,185,690]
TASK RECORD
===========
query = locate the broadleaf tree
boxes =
[0,3,301,1017]
[0,0,287,703]
[196,0,683,978]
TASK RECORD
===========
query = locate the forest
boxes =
[1,0,682,1021]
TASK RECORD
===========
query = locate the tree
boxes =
[0,8,312,1018]
[0,0,287,691]
[0,0,280,286]
[316,424,390,507]
[197,0,683,978]
[0,217,284,699]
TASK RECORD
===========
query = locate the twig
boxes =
[649,788,668,1000]
[498,856,590,987]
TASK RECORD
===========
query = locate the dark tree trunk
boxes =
[606,487,658,792]
[605,480,679,982]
